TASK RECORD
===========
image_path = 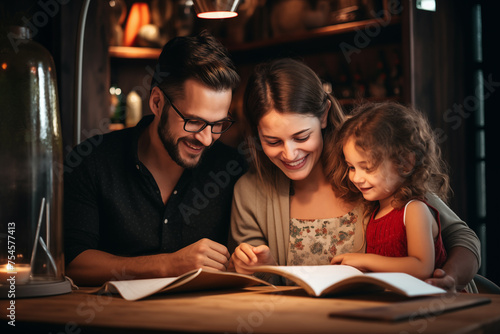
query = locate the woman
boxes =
[230,58,480,292]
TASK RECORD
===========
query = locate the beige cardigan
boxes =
[231,171,481,288]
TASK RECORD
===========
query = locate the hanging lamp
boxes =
[193,0,241,19]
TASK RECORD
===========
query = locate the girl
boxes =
[331,102,449,279]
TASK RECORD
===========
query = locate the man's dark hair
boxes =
[151,30,240,99]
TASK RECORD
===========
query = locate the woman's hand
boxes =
[231,243,276,275]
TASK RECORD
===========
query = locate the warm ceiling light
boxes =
[193,0,241,19]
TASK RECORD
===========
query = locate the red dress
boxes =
[366,201,447,269]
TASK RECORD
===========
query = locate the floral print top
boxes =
[287,207,360,266]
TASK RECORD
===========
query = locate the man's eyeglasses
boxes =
[159,87,235,134]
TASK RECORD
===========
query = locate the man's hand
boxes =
[66,240,230,285]
[168,238,230,276]
[425,268,457,293]
[231,243,276,275]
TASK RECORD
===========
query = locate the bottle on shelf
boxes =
[174,0,195,37]
[352,64,366,100]
[107,0,127,46]
[123,2,151,47]
[333,60,354,100]
[125,90,142,128]
[368,50,389,99]
[109,85,125,130]
[388,50,403,97]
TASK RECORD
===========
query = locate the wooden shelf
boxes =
[227,16,401,52]
[108,16,401,60]
[109,46,161,59]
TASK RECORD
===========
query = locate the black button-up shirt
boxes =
[63,115,247,265]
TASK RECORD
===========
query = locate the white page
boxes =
[106,276,186,300]
[256,266,445,297]
[363,272,446,297]
[271,265,363,296]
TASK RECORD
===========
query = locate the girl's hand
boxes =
[330,253,370,272]
[231,243,276,275]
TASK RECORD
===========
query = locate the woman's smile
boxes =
[281,155,308,169]
[258,109,326,181]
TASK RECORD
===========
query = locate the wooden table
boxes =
[2,286,500,333]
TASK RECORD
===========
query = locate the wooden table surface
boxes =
[2,286,500,333]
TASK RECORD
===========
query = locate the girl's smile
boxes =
[343,136,404,208]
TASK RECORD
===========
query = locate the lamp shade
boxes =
[193,0,241,19]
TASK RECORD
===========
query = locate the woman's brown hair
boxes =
[242,58,345,186]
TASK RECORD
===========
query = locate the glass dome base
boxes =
[0,279,72,298]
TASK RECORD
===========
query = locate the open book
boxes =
[253,265,446,297]
[92,265,445,301]
[93,268,270,301]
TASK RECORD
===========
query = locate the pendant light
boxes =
[193,0,241,19]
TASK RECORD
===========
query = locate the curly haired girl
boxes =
[330,101,450,279]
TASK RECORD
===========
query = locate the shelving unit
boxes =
[108,14,401,56]
[109,15,401,56]
[108,9,405,120]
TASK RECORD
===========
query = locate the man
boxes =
[64,30,245,286]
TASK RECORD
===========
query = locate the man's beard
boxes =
[157,109,209,169]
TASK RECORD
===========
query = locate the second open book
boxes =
[252,265,446,297]
[94,264,445,300]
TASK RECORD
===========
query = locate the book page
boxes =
[104,269,202,300]
[98,269,271,301]
[254,265,446,297]
[362,273,446,297]
[254,265,363,296]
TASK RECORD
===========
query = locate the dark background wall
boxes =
[1,0,498,285]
